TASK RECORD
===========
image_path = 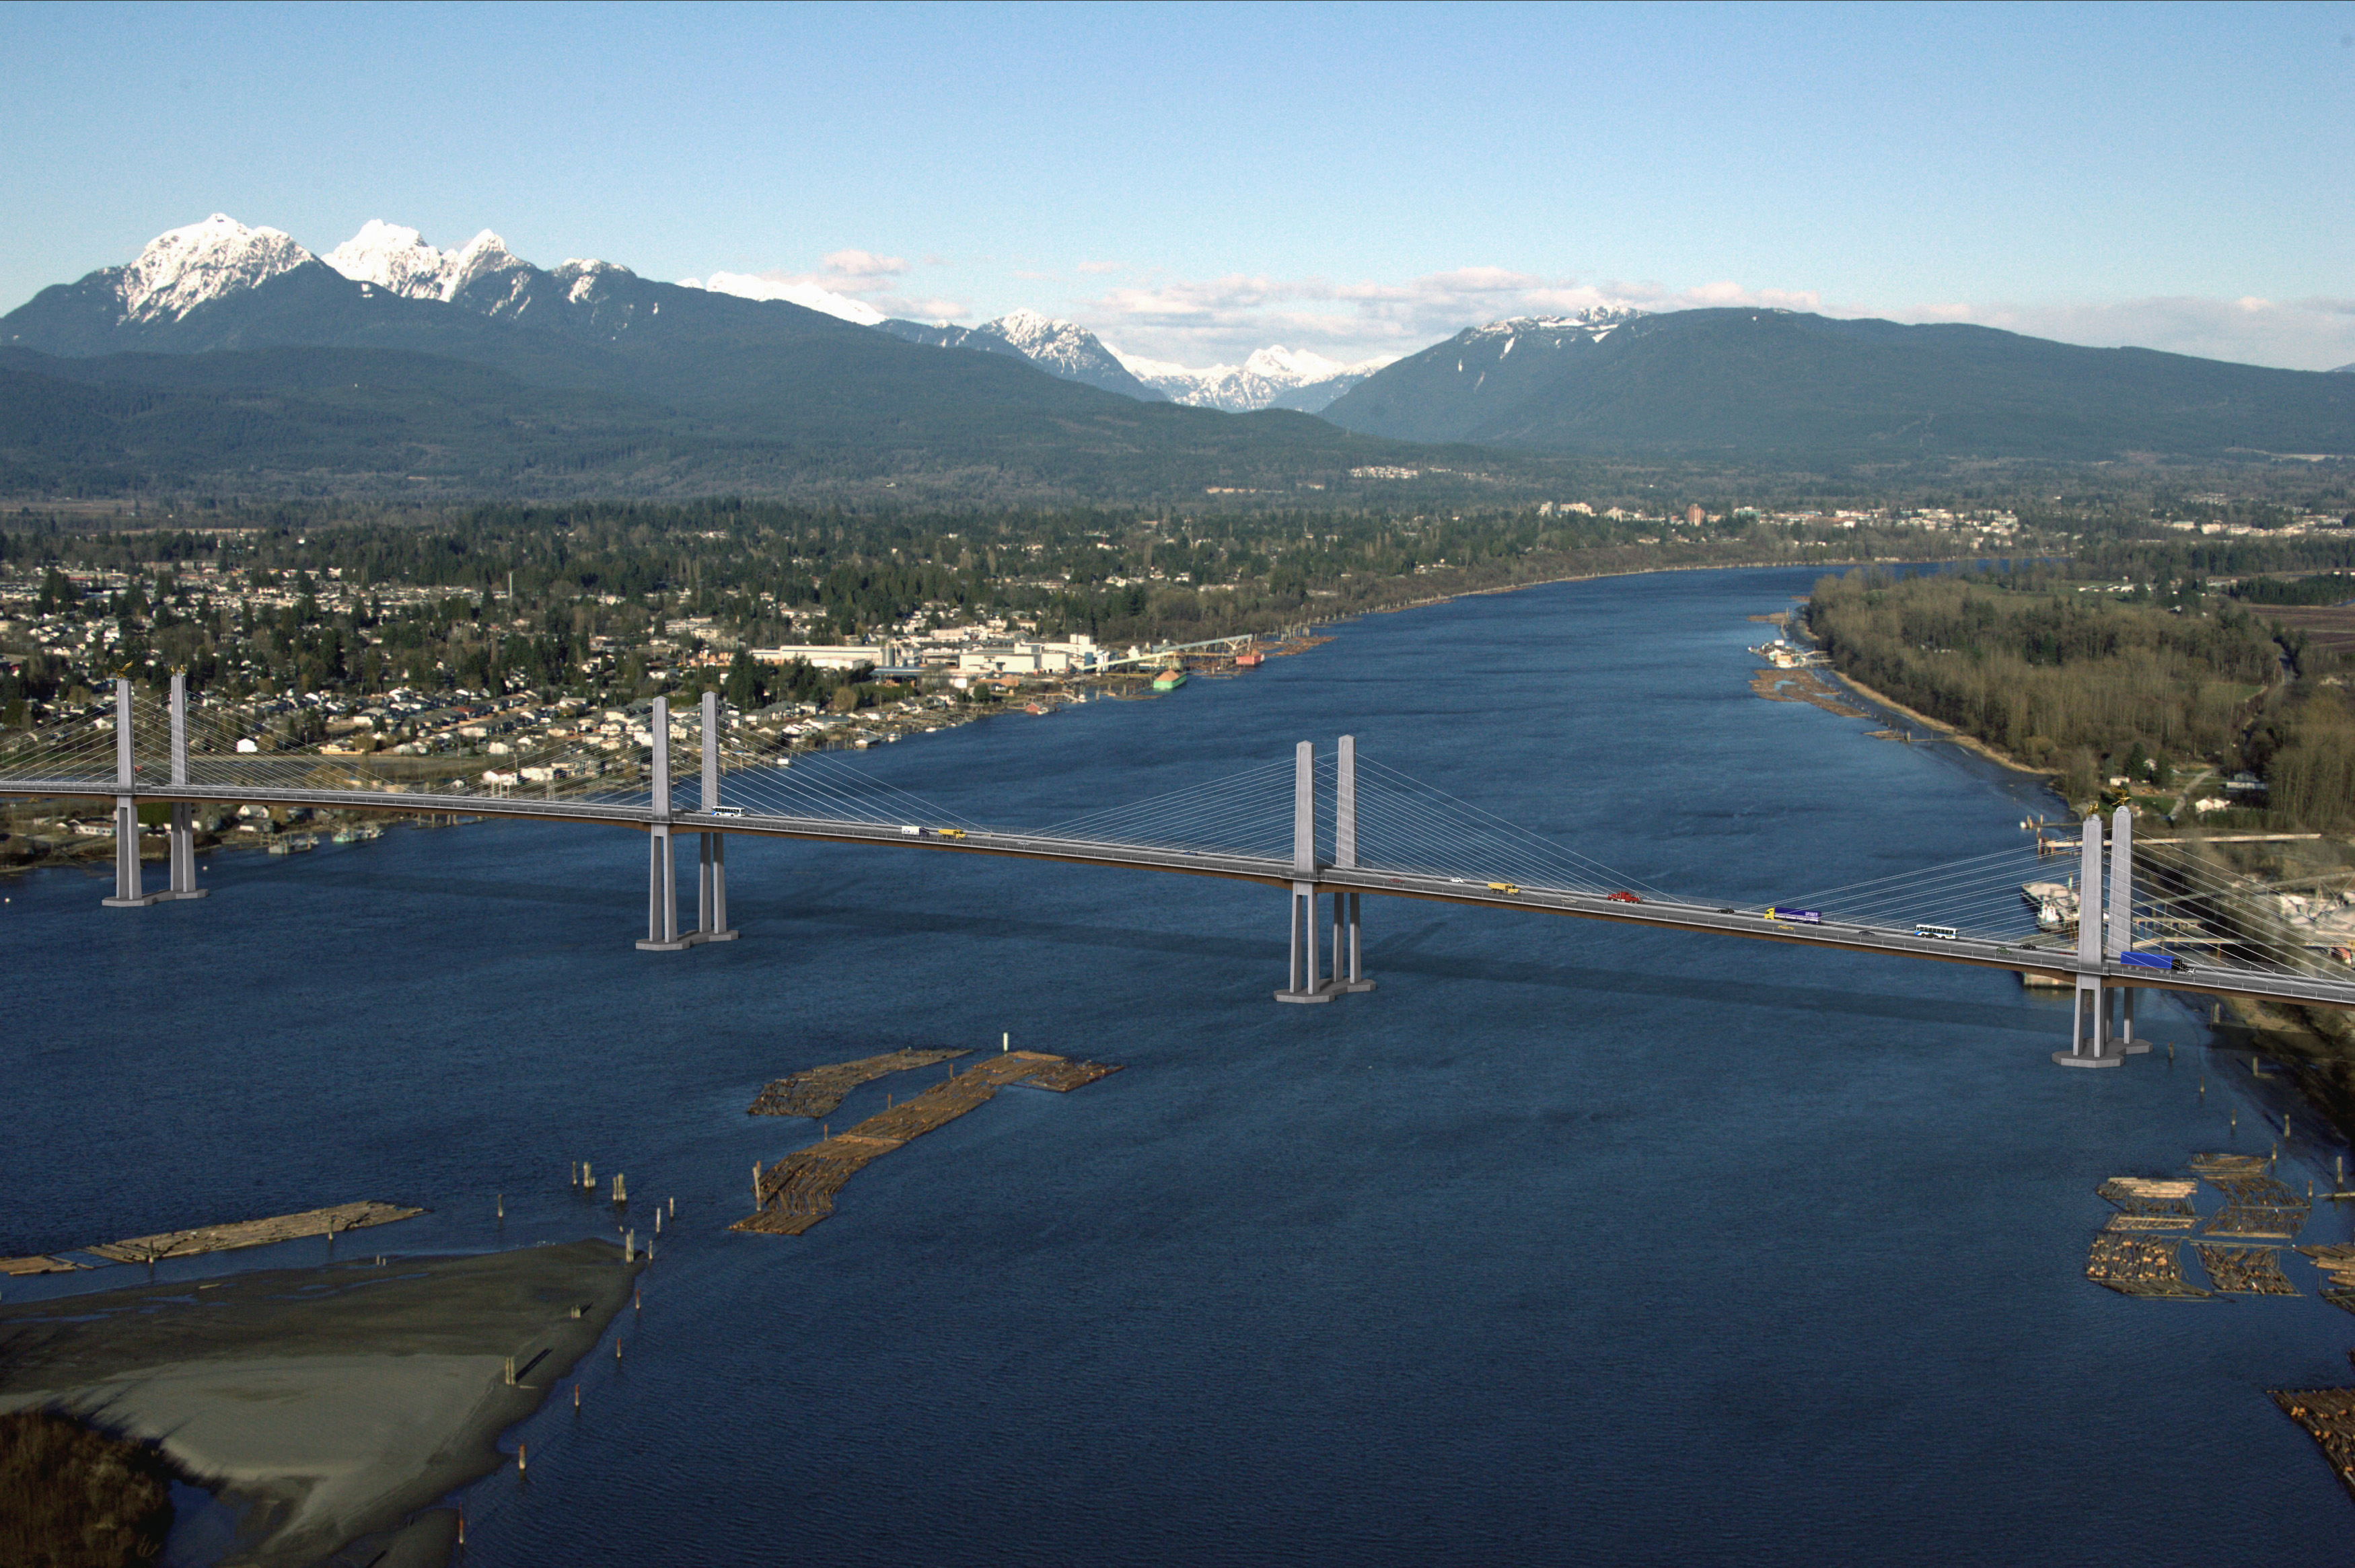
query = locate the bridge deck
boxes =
[11,772,2354,1015]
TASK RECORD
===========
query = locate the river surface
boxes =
[7,565,2354,1565]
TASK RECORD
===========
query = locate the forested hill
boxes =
[1324,309,2355,463]
[1808,566,2355,827]
[0,343,1509,504]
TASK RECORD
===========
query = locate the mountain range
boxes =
[2,213,2350,500]
[0,215,1466,500]
[1322,306,2355,460]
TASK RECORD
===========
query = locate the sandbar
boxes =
[0,1238,639,1567]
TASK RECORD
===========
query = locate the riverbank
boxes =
[0,1240,640,1568]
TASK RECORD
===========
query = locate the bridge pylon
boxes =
[637,692,735,951]
[1274,735,1373,1003]
[2053,811,2125,1068]
[101,673,205,909]
[2105,804,2146,1055]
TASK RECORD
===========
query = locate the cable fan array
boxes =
[9,688,2351,995]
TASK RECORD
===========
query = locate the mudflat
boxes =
[0,1238,639,1567]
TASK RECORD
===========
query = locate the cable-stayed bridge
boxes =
[9,676,2355,1066]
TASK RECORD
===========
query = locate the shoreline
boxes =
[1820,666,2060,782]
[0,1239,641,1568]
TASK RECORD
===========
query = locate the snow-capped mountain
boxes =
[873,311,1163,400]
[679,271,884,326]
[112,214,316,324]
[1115,344,1386,414]
[1459,305,1645,348]
[323,221,532,307]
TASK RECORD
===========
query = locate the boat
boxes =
[1236,650,1265,668]
[1152,667,1188,692]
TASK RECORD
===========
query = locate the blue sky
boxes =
[4,1,2351,368]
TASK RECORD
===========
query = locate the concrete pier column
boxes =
[2054,811,2122,1068]
[1275,743,1333,1002]
[102,677,152,907]
[695,690,736,941]
[1348,892,1364,986]
[1332,735,1374,993]
[163,672,205,901]
[637,696,692,950]
[709,830,730,938]
[2107,805,2146,1053]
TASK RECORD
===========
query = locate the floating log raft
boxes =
[2200,1174,2310,1240]
[2086,1234,2211,1298]
[2300,1244,2355,1315]
[747,1047,973,1119]
[0,1254,88,1276]
[2098,1177,2199,1230]
[1021,1056,1123,1093]
[2195,1243,2300,1295]
[2272,1388,2355,1501]
[2189,1152,2271,1177]
[73,1201,423,1265]
[733,1051,1117,1237]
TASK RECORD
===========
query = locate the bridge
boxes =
[9,675,2355,1068]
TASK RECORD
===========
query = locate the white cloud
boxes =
[1074,266,1827,367]
[1067,264,2355,373]
[1890,295,2355,372]
[676,248,968,327]
[680,271,885,325]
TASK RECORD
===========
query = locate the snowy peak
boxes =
[972,310,1118,379]
[1116,343,1387,414]
[874,311,1163,400]
[324,221,530,303]
[117,214,314,324]
[1462,305,1644,343]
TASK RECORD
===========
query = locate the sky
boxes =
[2,1,2351,371]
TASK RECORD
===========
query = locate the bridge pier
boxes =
[638,696,696,950]
[2054,811,2124,1068]
[694,691,736,943]
[2106,805,2146,1053]
[102,673,207,907]
[1276,742,1333,1002]
[1333,735,1373,993]
[639,692,736,950]
[1276,737,1373,1002]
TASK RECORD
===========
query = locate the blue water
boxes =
[8,566,2354,1564]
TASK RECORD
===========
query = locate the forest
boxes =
[1809,562,2355,827]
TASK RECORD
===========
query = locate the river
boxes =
[7,564,2352,1564]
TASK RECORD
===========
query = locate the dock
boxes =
[1,1199,423,1273]
[748,1047,972,1118]
[733,1049,1122,1236]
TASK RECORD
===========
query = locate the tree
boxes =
[723,650,761,711]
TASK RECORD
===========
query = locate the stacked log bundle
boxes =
[2085,1234,2211,1298]
[2097,1177,2198,1231]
